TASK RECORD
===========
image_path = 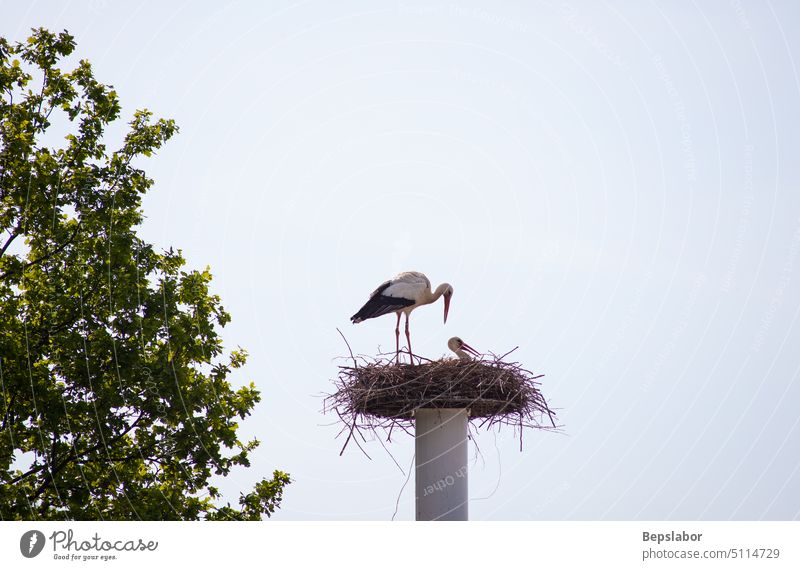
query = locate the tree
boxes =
[0,29,289,520]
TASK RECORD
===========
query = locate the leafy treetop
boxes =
[0,28,289,520]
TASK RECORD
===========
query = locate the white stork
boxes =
[351,271,453,361]
[447,336,480,361]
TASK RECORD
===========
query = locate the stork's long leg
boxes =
[394,312,402,363]
[405,313,412,361]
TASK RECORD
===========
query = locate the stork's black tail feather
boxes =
[351,294,414,323]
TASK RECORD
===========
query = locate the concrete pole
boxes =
[415,408,468,521]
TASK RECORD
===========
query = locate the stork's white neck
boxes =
[422,282,451,305]
[453,349,472,361]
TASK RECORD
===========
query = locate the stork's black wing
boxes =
[350,280,415,323]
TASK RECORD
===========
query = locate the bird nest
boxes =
[325,348,559,455]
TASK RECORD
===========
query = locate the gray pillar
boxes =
[415,408,469,521]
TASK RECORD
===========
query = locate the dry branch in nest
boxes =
[325,349,560,455]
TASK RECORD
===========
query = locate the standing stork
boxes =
[351,271,453,362]
[447,337,480,361]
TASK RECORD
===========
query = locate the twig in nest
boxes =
[336,328,358,368]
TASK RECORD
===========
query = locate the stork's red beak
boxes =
[443,294,451,324]
[460,341,480,357]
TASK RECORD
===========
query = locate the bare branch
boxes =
[0,231,19,257]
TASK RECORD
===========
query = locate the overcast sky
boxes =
[3,0,800,520]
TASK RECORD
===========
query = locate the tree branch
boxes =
[7,460,46,486]
[23,412,144,497]
[0,231,19,257]
[1,391,16,431]
[0,221,81,281]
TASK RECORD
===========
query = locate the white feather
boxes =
[380,272,431,303]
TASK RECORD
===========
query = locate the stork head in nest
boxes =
[448,336,480,361]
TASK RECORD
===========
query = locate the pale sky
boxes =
[3,0,800,520]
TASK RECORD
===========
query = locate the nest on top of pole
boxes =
[325,348,559,455]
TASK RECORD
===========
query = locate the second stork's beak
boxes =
[443,293,451,324]
[460,341,480,357]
